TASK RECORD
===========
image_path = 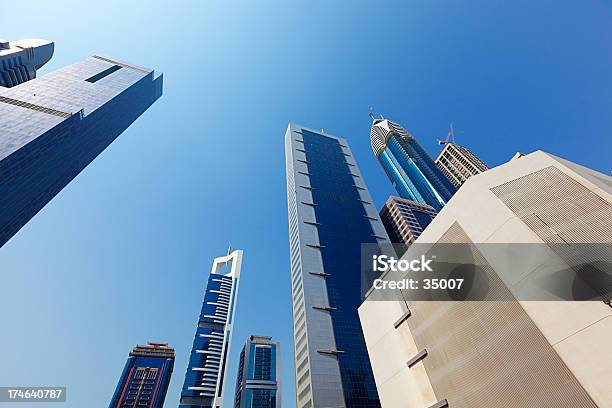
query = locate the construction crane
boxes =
[437,123,456,145]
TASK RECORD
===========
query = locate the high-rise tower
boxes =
[233,336,281,408]
[370,118,456,210]
[179,250,243,408]
[285,124,387,408]
[0,47,162,248]
[435,142,488,188]
[109,342,175,408]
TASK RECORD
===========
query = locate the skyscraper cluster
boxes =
[283,117,494,408]
[3,36,611,408]
[286,114,611,408]
[0,38,283,408]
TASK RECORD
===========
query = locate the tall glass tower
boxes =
[370,118,456,210]
[285,124,388,408]
[233,336,281,408]
[109,342,175,408]
[179,250,243,408]
[0,48,162,248]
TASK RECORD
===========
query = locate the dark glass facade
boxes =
[109,343,175,408]
[301,130,381,408]
[412,209,434,231]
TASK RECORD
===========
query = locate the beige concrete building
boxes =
[359,151,612,408]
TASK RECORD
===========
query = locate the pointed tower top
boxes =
[369,107,386,125]
[368,107,376,121]
[369,117,413,157]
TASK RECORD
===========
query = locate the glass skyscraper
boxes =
[179,250,243,408]
[233,336,281,408]
[370,118,456,211]
[0,45,162,248]
[109,342,175,408]
[285,124,388,408]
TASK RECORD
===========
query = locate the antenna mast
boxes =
[368,107,376,121]
[437,123,456,145]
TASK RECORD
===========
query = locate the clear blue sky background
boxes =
[1,1,611,407]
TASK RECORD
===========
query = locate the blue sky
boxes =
[1,1,611,407]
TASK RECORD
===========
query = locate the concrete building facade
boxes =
[434,143,488,189]
[379,196,437,246]
[359,151,612,408]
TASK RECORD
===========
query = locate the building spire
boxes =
[437,123,456,145]
[368,106,376,121]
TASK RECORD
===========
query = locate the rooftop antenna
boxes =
[227,243,232,256]
[437,123,456,145]
[369,107,385,121]
[368,107,376,121]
